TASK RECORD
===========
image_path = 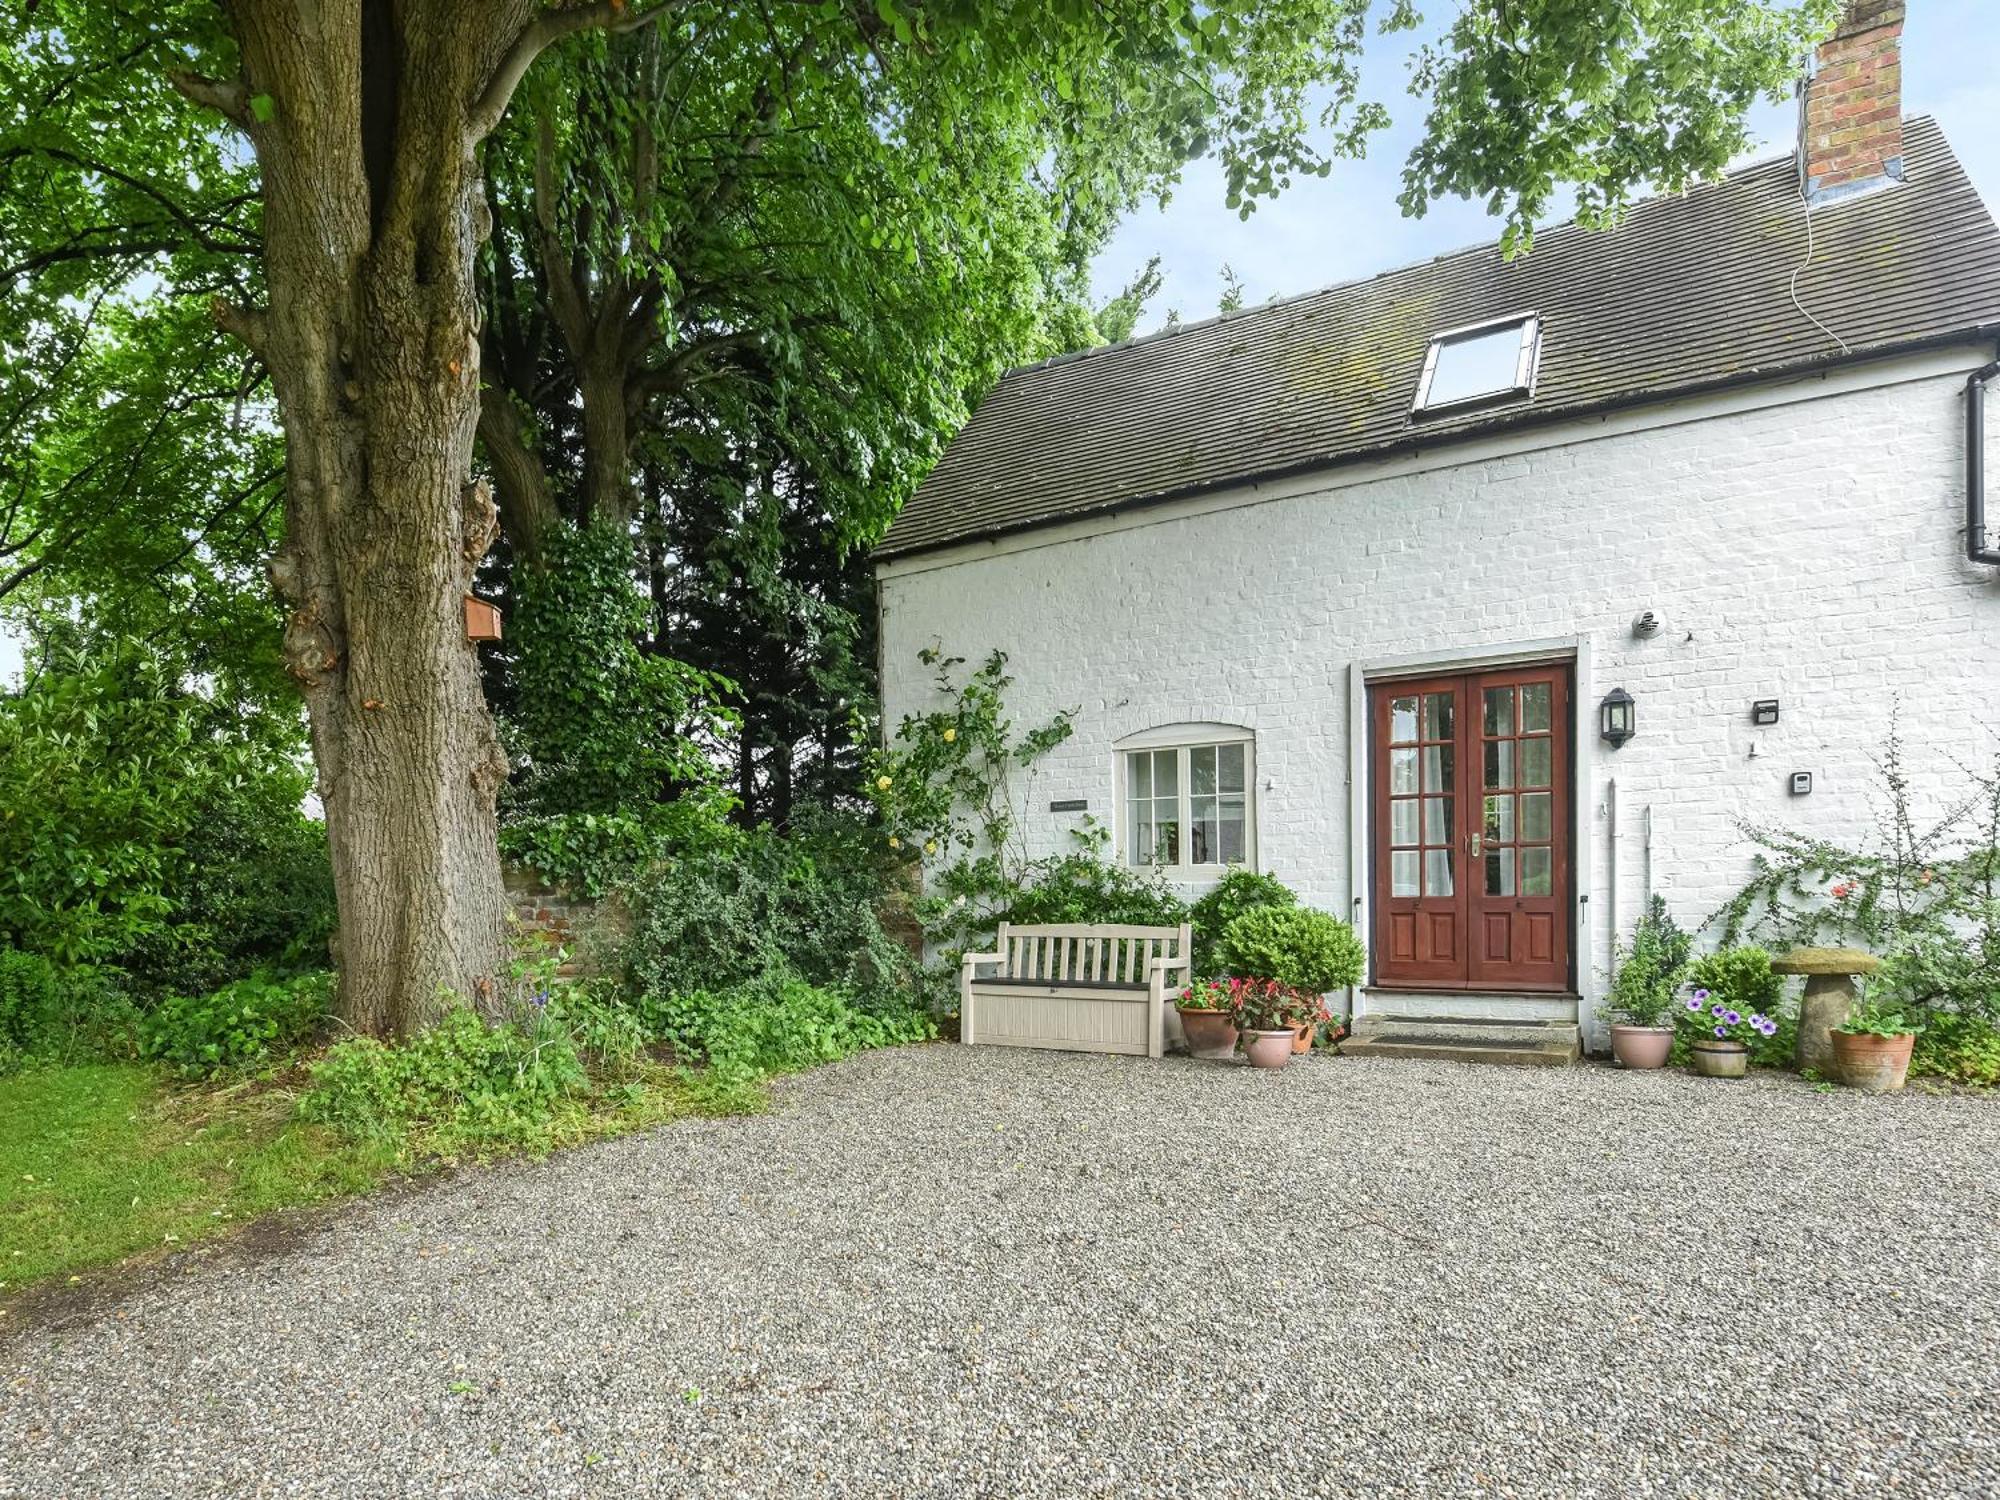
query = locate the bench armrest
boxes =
[960,949,1006,976]
[1149,953,1190,976]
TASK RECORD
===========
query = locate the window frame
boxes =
[1114,727,1258,878]
[1411,313,1543,417]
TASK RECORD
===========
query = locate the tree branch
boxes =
[468,0,683,145]
[167,68,253,131]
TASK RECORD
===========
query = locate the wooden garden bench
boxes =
[959,921,1193,1058]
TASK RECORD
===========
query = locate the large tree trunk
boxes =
[193,1,564,1033]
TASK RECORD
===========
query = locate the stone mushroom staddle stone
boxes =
[1772,947,1882,1076]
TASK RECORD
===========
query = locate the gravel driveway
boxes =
[4,1044,1997,1498]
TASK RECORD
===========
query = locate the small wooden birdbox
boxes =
[463,595,503,642]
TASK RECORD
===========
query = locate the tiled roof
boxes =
[878,117,2000,559]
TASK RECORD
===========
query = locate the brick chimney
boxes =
[1800,0,1907,203]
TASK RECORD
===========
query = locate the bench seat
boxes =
[960,922,1191,1059]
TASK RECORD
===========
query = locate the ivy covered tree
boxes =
[2,0,1843,1035]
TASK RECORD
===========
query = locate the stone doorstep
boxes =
[1344,1012,1582,1067]
[1341,1033,1581,1068]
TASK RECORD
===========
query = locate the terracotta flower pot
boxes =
[1177,1007,1240,1062]
[1830,1030,1915,1094]
[1291,1021,1315,1054]
[1610,1024,1674,1071]
[1243,1029,1294,1071]
[1689,1038,1749,1079]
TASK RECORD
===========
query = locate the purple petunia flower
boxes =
[1685,995,1704,1011]
[1713,1025,1729,1038]
[1693,989,1711,1002]
[1723,1010,1741,1026]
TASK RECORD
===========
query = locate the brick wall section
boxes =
[877,360,2000,1044]
[504,866,609,974]
[1803,0,1905,200]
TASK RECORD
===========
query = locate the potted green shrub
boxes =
[1176,977,1242,1062]
[1232,978,1307,1070]
[1830,995,1923,1094]
[1218,905,1364,1051]
[1602,897,1690,1070]
[1677,947,1784,1079]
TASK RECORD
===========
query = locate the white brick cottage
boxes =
[874,7,2000,1051]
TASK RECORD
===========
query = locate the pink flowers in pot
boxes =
[1179,976,1323,1031]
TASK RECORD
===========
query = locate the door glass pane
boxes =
[1521,682,1552,733]
[1391,850,1420,897]
[1424,848,1455,897]
[1130,753,1151,799]
[1520,791,1553,842]
[1483,794,1514,845]
[1390,696,1419,744]
[1521,847,1553,896]
[1390,799,1419,847]
[1485,849,1515,896]
[1190,746,1217,796]
[1219,801,1246,864]
[1483,687,1515,737]
[1422,796,1452,844]
[1519,738,1552,788]
[1391,748,1418,794]
[1423,693,1454,741]
[1422,745,1453,793]
[1153,751,1178,798]
[1483,739,1513,790]
[1218,743,1246,793]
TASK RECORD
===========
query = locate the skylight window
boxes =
[1413,315,1542,414]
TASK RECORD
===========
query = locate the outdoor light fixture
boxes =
[1599,687,1636,748]
[1752,699,1781,726]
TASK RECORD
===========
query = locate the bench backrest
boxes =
[993,922,1191,987]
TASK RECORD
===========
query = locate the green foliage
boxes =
[1402,0,1844,252]
[0,627,330,989]
[1228,975,1324,1033]
[1835,993,1924,1040]
[0,952,137,1071]
[140,971,331,1077]
[1604,896,1694,1028]
[665,972,935,1082]
[1686,947,1785,1017]
[1002,854,1188,932]
[1676,948,1788,1058]
[1910,1012,2000,1089]
[1188,869,1297,977]
[1218,907,1365,995]
[1718,734,2000,1020]
[504,520,733,819]
[617,813,920,1025]
[300,1005,591,1156]
[869,647,1080,951]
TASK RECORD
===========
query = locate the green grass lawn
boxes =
[0,1063,398,1293]
[0,1059,756,1297]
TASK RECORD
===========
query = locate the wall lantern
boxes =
[1752,699,1781,726]
[1599,687,1636,749]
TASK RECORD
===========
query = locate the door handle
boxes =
[1469,831,1483,859]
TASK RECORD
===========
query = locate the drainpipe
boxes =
[1970,357,2000,566]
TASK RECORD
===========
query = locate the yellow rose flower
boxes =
[875,774,893,791]
[924,840,938,855]
[888,835,901,849]
[942,727,957,743]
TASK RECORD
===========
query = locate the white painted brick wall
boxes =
[878,361,2000,1032]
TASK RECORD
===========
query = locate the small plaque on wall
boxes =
[1048,799,1088,813]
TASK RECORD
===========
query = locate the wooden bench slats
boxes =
[961,920,1192,1060]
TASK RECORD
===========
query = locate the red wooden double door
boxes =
[1370,664,1572,992]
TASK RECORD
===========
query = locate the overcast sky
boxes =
[4,5,1993,689]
